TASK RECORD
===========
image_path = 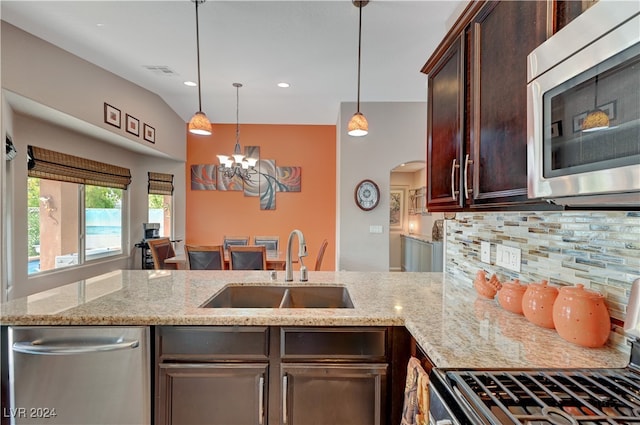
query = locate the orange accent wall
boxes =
[186,124,336,270]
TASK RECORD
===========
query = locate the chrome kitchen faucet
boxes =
[285,229,308,282]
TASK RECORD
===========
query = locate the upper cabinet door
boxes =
[426,35,465,211]
[466,0,549,207]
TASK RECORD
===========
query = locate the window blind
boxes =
[27,145,132,189]
[148,172,174,195]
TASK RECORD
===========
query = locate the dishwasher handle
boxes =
[12,338,140,355]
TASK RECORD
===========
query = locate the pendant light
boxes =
[582,75,610,133]
[348,0,369,137]
[188,0,212,136]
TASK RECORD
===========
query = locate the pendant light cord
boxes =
[356,2,363,113]
[235,84,240,146]
[195,0,203,113]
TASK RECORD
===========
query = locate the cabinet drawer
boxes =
[158,326,269,360]
[281,327,387,360]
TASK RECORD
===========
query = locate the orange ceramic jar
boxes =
[552,284,611,348]
[522,280,558,329]
[497,279,527,315]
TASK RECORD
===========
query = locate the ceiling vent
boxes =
[143,65,178,76]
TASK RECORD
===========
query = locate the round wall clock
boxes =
[355,179,380,211]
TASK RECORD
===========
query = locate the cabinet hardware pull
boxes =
[464,153,474,196]
[258,375,264,425]
[450,158,460,201]
[282,374,288,424]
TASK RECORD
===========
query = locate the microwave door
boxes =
[528,19,640,205]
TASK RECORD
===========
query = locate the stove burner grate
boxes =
[447,368,640,424]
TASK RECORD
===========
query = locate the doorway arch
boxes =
[389,160,425,271]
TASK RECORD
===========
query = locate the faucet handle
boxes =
[300,265,308,282]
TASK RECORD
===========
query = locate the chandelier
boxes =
[217,83,258,181]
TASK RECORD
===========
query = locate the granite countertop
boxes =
[401,233,442,243]
[0,270,629,369]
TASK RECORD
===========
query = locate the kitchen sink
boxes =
[200,285,354,309]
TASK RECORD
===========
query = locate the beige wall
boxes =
[338,101,427,271]
[1,22,187,299]
[1,22,186,161]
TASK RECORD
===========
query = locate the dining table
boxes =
[165,250,294,271]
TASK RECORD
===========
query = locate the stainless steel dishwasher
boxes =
[7,326,150,425]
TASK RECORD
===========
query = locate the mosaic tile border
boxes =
[444,211,640,352]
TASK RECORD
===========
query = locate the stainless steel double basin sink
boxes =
[200,284,354,309]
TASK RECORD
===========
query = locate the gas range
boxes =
[429,280,640,425]
[430,340,640,424]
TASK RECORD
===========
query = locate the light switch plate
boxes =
[369,225,383,234]
[496,245,521,272]
[481,242,491,264]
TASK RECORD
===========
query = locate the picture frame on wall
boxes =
[143,124,155,144]
[551,120,562,138]
[126,114,139,137]
[104,103,121,128]
[389,188,404,231]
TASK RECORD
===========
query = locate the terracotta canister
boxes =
[522,280,558,329]
[552,284,611,348]
[497,279,527,315]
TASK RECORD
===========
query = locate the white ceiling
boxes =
[1,0,465,126]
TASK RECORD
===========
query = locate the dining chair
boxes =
[253,236,279,252]
[228,245,267,270]
[184,244,224,270]
[223,236,250,251]
[147,238,177,270]
[314,239,328,271]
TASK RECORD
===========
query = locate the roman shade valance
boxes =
[27,145,132,189]
[148,172,174,195]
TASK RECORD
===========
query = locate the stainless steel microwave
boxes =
[527,1,640,207]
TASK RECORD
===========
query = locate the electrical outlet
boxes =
[481,242,491,264]
[496,245,521,272]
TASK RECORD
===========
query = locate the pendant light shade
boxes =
[189,111,212,135]
[582,109,610,132]
[348,112,368,136]
[348,0,369,137]
[188,0,212,136]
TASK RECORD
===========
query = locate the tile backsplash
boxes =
[445,211,640,351]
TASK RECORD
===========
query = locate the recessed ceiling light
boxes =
[96,23,105,28]
[277,82,290,88]
[184,81,197,87]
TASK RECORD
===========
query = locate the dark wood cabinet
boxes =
[466,0,548,207]
[158,363,267,425]
[426,34,465,211]
[423,0,557,211]
[281,363,388,425]
[155,326,408,425]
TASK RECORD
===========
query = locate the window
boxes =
[27,146,130,275]
[148,172,174,238]
[27,179,125,274]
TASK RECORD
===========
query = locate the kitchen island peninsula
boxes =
[1,270,627,369]
[1,270,629,424]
